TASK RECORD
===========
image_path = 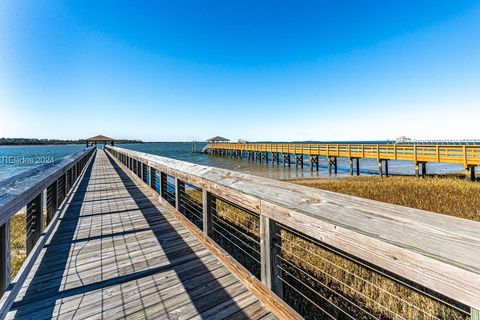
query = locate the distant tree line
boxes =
[0,138,143,146]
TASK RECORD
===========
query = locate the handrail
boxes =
[106,146,480,318]
[0,147,96,227]
[0,146,96,313]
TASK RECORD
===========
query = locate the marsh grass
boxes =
[10,212,27,280]
[290,176,480,222]
[279,227,467,319]
[9,207,49,281]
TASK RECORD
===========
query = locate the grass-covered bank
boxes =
[286,176,480,222]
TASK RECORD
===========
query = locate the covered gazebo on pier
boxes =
[206,136,230,144]
[86,135,115,147]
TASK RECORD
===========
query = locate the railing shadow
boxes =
[8,154,95,318]
[6,151,251,319]
[105,152,249,318]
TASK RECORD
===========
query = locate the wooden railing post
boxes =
[0,222,10,296]
[260,215,283,299]
[26,193,43,255]
[202,190,214,237]
[472,308,480,320]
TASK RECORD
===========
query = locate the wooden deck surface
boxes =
[6,150,274,320]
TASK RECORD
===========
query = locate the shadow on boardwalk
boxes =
[8,150,255,319]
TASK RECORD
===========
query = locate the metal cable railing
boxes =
[276,224,470,320]
[161,174,176,206]
[178,182,203,230]
[210,197,261,279]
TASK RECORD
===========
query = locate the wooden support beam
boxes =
[309,155,319,172]
[260,216,283,299]
[472,307,480,320]
[0,222,10,297]
[422,163,427,178]
[283,154,291,167]
[378,160,383,178]
[26,193,43,255]
[356,158,360,176]
[295,155,304,169]
[415,162,420,178]
[349,158,354,176]
[202,190,214,237]
[466,166,476,182]
[385,160,389,177]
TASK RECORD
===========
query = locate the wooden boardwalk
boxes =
[5,150,275,320]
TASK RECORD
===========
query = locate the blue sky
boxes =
[1,1,479,141]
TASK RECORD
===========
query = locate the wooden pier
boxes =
[206,143,480,180]
[1,146,480,319]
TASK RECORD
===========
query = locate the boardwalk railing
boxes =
[0,147,96,316]
[207,143,480,179]
[107,146,480,319]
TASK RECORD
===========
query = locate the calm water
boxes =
[0,142,464,181]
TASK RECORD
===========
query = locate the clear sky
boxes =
[1,1,479,142]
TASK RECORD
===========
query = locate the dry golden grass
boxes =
[10,212,27,280]
[289,176,480,222]
[280,228,465,319]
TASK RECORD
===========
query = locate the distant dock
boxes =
[205,143,479,180]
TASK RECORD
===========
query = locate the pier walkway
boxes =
[3,151,275,319]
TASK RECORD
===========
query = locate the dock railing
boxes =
[207,143,480,165]
[106,146,480,319]
[0,147,96,317]
[208,143,480,179]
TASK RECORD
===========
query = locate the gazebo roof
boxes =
[86,135,115,142]
[206,136,230,142]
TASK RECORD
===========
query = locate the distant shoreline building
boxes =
[395,136,480,145]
